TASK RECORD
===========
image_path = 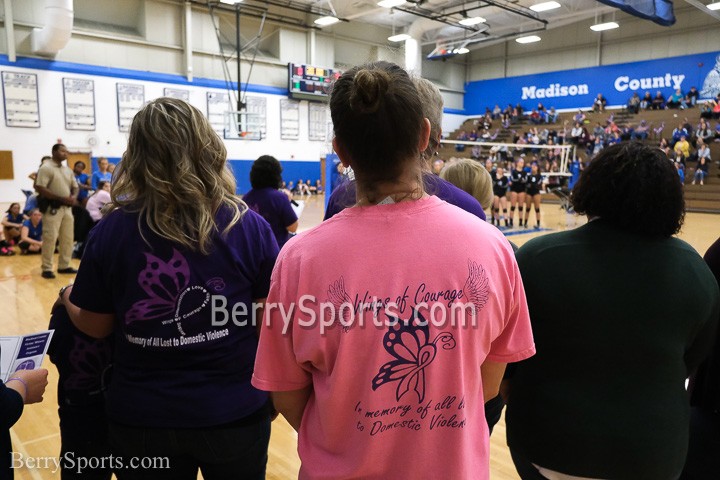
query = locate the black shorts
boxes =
[493,190,506,198]
[510,185,525,194]
[526,188,540,196]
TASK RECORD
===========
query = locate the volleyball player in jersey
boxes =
[492,166,509,227]
[523,162,543,229]
[508,158,528,227]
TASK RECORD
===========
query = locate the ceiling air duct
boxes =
[31,0,74,57]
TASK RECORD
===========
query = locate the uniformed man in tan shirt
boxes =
[34,144,78,279]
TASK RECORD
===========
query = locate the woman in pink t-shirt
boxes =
[253,61,535,479]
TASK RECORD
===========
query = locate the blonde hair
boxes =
[440,159,493,210]
[111,97,245,254]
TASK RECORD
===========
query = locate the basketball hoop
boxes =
[223,111,263,140]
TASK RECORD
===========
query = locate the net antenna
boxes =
[208,2,267,135]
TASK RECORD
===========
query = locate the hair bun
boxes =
[349,69,390,114]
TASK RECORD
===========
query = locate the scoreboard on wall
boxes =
[288,63,342,102]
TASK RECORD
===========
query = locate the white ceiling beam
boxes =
[682,0,720,21]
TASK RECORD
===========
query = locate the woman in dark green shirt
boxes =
[507,143,720,480]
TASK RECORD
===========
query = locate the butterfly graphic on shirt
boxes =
[327,276,353,332]
[125,249,212,336]
[372,309,456,403]
[463,260,490,319]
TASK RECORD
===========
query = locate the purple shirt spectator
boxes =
[324,173,486,221]
[70,206,278,428]
[243,187,298,248]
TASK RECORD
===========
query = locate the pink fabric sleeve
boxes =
[486,259,536,363]
[252,259,313,392]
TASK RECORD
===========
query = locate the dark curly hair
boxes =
[571,142,685,237]
[250,155,283,189]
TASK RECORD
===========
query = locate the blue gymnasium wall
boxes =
[229,160,321,194]
[87,157,320,194]
[465,51,720,114]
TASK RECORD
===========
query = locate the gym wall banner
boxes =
[464,50,720,114]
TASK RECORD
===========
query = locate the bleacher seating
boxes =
[442,106,720,213]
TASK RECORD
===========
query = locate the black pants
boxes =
[680,407,720,479]
[59,406,113,480]
[509,448,550,480]
[484,394,505,435]
[108,410,271,480]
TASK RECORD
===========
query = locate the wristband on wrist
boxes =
[7,377,28,398]
[59,284,73,299]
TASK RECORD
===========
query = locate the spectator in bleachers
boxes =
[573,110,586,124]
[674,135,691,160]
[715,122,720,141]
[671,123,689,147]
[695,139,711,165]
[676,162,685,184]
[685,86,699,107]
[632,120,650,140]
[547,107,558,123]
[667,89,686,109]
[652,90,666,110]
[18,208,43,254]
[700,101,714,120]
[693,156,709,185]
[507,142,719,480]
[455,130,468,151]
[627,92,641,114]
[314,180,323,194]
[492,104,502,120]
[592,93,607,113]
[432,158,445,175]
[696,119,714,145]
[640,91,653,110]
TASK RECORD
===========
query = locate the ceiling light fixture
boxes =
[219,0,243,4]
[377,0,407,7]
[590,21,619,31]
[454,47,470,54]
[388,33,412,42]
[530,1,561,12]
[707,2,720,10]
[516,35,541,44]
[459,16,487,26]
[314,16,340,26]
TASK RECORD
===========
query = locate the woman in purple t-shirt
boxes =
[60,98,278,479]
[242,155,298,248]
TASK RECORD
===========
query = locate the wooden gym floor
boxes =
[2,194,718,479]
